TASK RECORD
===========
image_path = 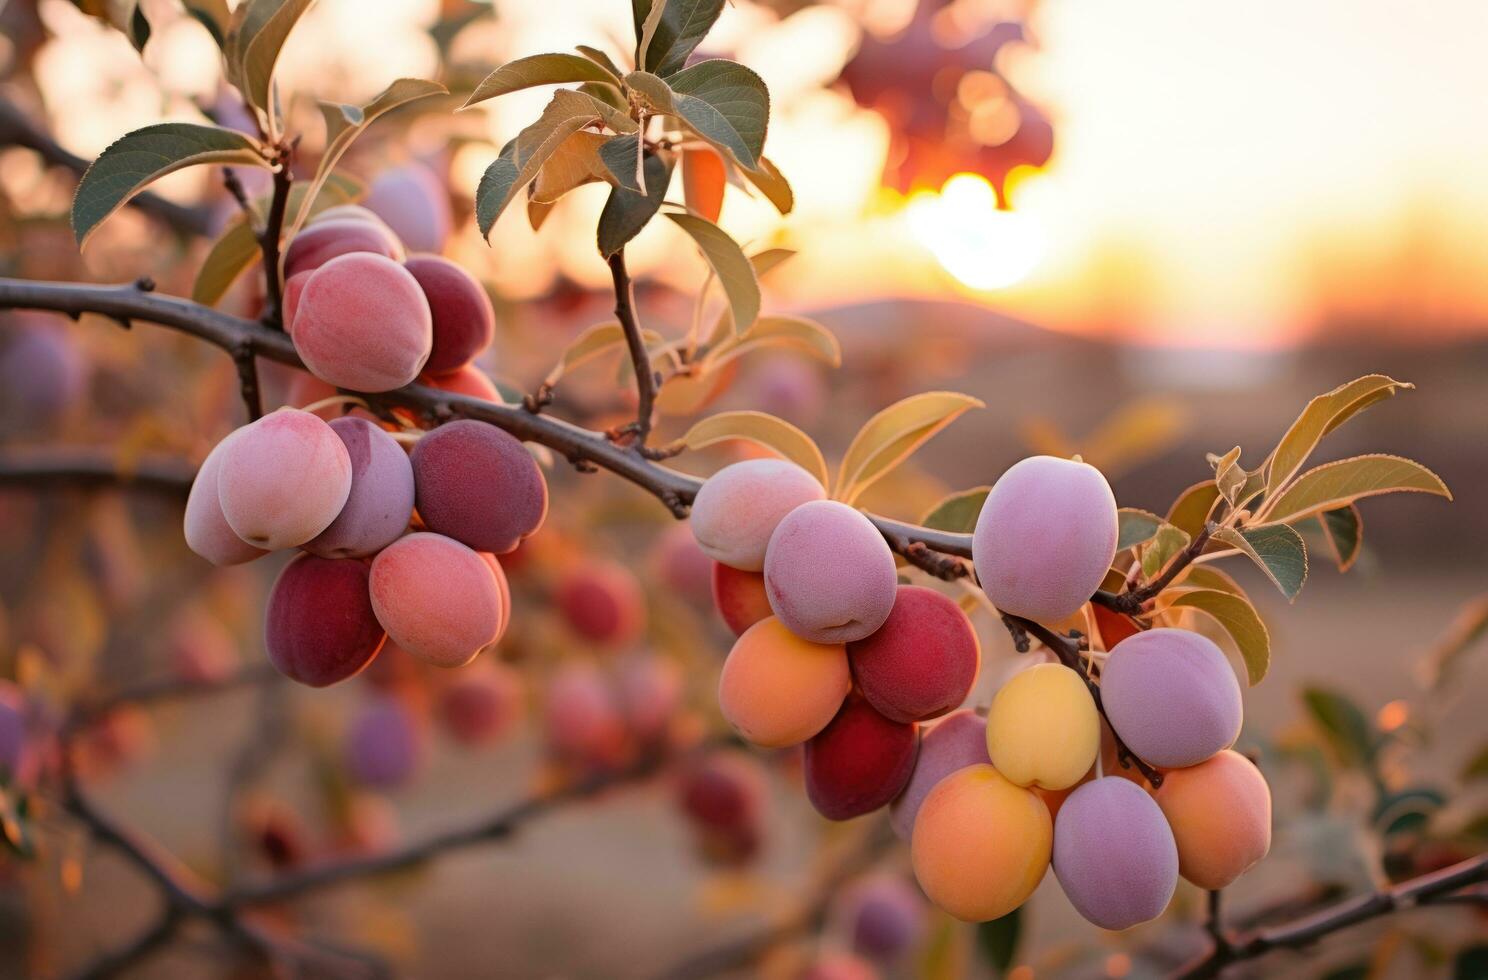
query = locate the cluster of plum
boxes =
[701,454,1272,929]
[183,210,546,685]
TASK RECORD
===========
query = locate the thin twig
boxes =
[258,154,293,330]
[609,249,658,447]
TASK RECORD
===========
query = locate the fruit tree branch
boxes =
[608,249,659,448]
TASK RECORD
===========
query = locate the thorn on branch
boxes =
[523,381,555,414]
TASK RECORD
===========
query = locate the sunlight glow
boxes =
[903,174,1047,290]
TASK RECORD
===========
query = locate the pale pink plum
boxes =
[804,694,918,820]
[711,562,773,637]
[283,218,404,277]
[1099,628,1243,769]
[652,522,714,606]
[217,409,352,550]
[304,418,415,558]
[889,709,990,840]
[410,420,547,554]
[478,553,513,645]
[424,364,501,402]
[308,204,391,229]
[405,255,495,374]
[1053,777,1178,930]
[292,252,432,392]
[554,560,646,649]
[281,269,311,332]
[849,585,980,723]
[184,429,268,565]
[438,661,525,745]
[344,695,427,787]
[972,456,1118,623]
[363,162,452,254]
[543,660,629,769]
[615,653,683,743]
[265,554,386,686]
[764,500,897,644]
[690,459,825,571]
[369,533,504,667]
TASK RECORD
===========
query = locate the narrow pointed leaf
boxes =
[1302,687,1378,767]
[836,392,985,506]
[1167,480,1220,539]
[663,211,759,330]
[741,155,793,214]
[543,321,665,386]
[632,0,726,76]
[681,411,828,488]
[711,315,841,368]
[1262,454,1451,526]
[233,0,315,124]
[921,487,990,534]
[463,53,620,109]
[1266,375,1415,497]
[598,152,672,256]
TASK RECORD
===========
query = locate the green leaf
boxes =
[626,61,769,169]
[598,134,645,191]
[1302,686,1378,768]
[462,53,620,109]
[681,411,828,489]
[836,391,985,506]
[1261,454,1451,526]
[531,131,615,203]
[1374,787,1446,838]
[1166,480,1220,539]
[1453,946,1488,980]
[921,488,990,534]
[72,123,266,247]
[1169,589,1270,684]
[576,45,624,79]
[230,0,315,129]
[976,907,1022,975]
[1140,523,1191,579]
[284,78,446,243]
[1117,507,1163,551]
[598,153,672,256]
[1265,375,1415,498]
[475,89,623,239]
[1316,504,1363,572]
[632,0,726,77]
[662,211,760,330]
[192,172,361,306]
[1212,524,1308,600]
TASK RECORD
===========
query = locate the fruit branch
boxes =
[0,276,976,559]
[1173,854,1488,979]
[257,147,294,330]
[0,448,194,495]
[607,249,660,449]
[0,99,214,239]
[1094,521,1218,616]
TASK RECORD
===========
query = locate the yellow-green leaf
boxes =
[1140,523,1191,579]
[231,0,315,130]
[462,53,620,110]
[710,315,840,369]
[1209,446,1245,506]
[835,391,985,506]
[543,321,665,386]
[1167,480,1220,539]
[1212,524,1308,600]
[1117,507,1163,551]
[1261,453,1451,526]
[1177,564,1250,601]
[663,211,760,333]
[741,155,792,215]
[1168,589,1270,684]
[72,123,267,248]
[921,487,990,534]
[1265,375,1415,498]
[193,172,361,306]
[681,410,828,489]
[1417,594,1488,693]
[701,248,796,348]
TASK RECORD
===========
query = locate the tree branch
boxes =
[0,449,194,495]
[608,249,658,448]
[257,154,293,330]
[0,100,213,238]
[1093,521,1217,616]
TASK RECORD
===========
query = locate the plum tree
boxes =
[404,254,495,375]
[291,252,433,392]
[264,554,385,686]
[985,663,1100,791]
[803,693,918,820]
[1100,627,1244,768]
[1052,777,1178,930]
[911,764,1051,922]
[718,616,851,748]
[410,420,548,555]
[690,459,825,571]
[217,408,352,550]
[848,585,979,723]
[763,500,897,643]
[303,417,416,559]
[973,456,1118,622]
[1155,749,1272,889]
[889,708,990,840]
[369,532,504,668]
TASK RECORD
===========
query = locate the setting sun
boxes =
[903,173,1047,291]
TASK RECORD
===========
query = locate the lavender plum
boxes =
[1100,627,1243,769]
[410,420,547,554]
[404,254,494,374]
[292,252,432,392]
[972,456,1118,623]
[838,874,927,962]
[889,708,990,840]
[764,500,897,644]
[1053,777,1178,930]
[690,459,824,571]
[369,532,503,667]
[265,554,385,686]
[304,417,415,558]
[184,429,268,565]
[849,585,979,723]
[804,694,918,820]
[217,409,351,550]
[344,695,427,787]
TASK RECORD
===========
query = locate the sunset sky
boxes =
[30,0,1488,349]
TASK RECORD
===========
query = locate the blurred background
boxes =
[1,0,1485,977]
